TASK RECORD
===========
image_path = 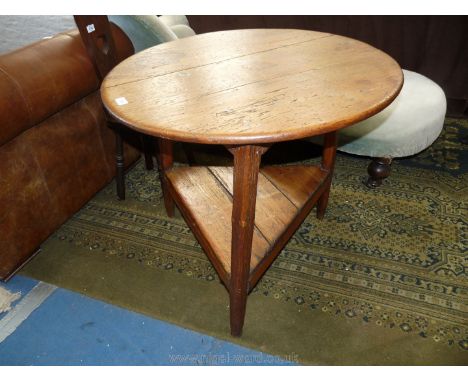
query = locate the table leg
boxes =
[141,135,154,170]
[228,145,267,337]
[156,138,175,218]
[317,131,337,219]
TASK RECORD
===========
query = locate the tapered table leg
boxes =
[156,138,175,218]
[142,135,154,170]
[228,145,267,337]
[317,131,337,219]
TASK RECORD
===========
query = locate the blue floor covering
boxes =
[0,275,295,366]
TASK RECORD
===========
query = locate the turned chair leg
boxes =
[365,157,392,188]
[116,130,156,201]
[115,129,126,200]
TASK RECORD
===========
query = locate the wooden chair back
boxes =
[74,15,118,81]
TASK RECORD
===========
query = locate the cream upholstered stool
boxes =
[311,69,447,187]
[108,15,195,52]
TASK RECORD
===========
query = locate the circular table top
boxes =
[101,29,403,145]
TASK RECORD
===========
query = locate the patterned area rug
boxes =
[21,118,468,364]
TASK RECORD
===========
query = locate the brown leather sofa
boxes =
[0,24,140,280]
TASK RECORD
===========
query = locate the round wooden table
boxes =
[101,29,403,337]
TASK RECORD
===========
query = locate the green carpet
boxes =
[21,118,468,365]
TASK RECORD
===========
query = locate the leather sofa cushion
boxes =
[0,25,133,147]
[0,136,58,276]
[0,90,140,278]
[23,93,115,223]
[0,23,138,279]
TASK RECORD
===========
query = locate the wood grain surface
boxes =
[165,165,328,278]
[101,29,403,145]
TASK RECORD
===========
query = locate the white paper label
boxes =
[86,24,95,33]
[115,97,128,106]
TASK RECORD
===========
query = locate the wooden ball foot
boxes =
[365,157,392,188]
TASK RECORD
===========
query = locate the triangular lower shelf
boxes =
[166,165,329,287]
